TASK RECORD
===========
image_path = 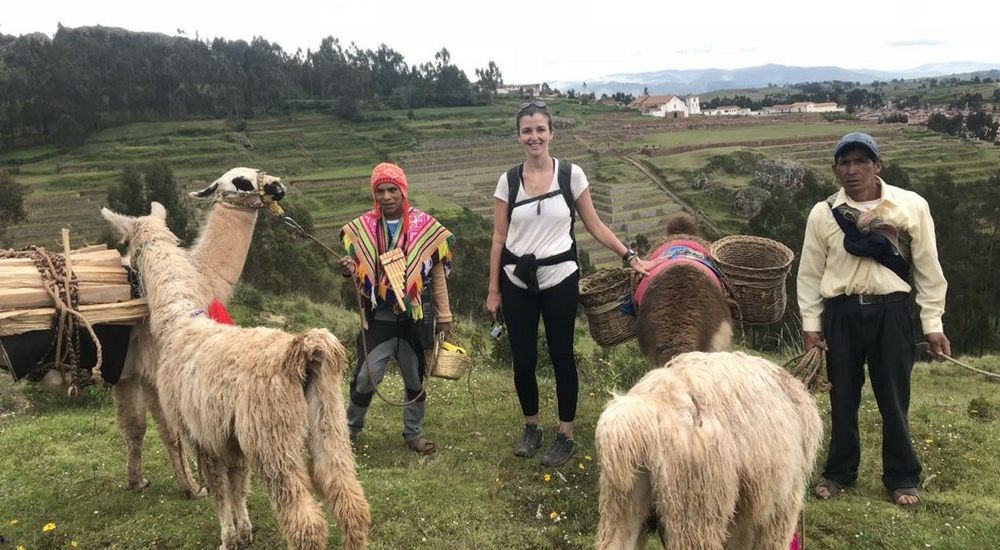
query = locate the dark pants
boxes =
[501,270,579,423]
[822,296,921,490]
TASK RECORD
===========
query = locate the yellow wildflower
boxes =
[578,462,585,470]
[72,541,80,548]
[543,473,551,482]
[925,438,934,445]
[584,455,592,461]
[18,545,26,550]
[550,511,558,520]
[43,522,56,532]
[9,519,17,525]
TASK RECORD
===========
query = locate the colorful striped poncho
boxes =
[341,208,454,321]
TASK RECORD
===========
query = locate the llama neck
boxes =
[188,203,258,303]
[137,237,213,331]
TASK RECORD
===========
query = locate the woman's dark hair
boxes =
[516,103,553,133]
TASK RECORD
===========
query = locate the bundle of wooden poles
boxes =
[0,231,148,337]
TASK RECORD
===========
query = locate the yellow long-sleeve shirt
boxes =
[796,178,947,334]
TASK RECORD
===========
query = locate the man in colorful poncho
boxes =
[338,162,455,454]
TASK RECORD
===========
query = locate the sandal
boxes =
[813,478,846,500]
[406,437,436,455]
[891,487,920,506]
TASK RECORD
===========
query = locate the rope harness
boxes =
[1,247,105,394]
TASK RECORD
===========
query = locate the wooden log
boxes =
[0,299,149,336]
[0,285,133,310]
[0,266,129,287]
[0,248,123,268]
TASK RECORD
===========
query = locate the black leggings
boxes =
[501,270,579,423]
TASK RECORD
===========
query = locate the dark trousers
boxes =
[822,297,921,490]
[501,270,579,423]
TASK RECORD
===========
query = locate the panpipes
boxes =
[378,248,408,312]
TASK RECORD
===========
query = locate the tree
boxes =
[0,168,27,246]
[107,165,146,216]
[474,61,502,95]
[51,113,86,150]
[143,160,195,245]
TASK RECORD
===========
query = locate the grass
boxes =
[3,289,1000,549]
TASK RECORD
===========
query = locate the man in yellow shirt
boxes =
[797,132,951,506]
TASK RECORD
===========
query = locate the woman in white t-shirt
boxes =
[486,101,658,467]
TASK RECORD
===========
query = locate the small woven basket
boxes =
[579,267,639,347]
[710,235,794,325]
[428,332,471,380]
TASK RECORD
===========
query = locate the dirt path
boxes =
[619,154,727,236]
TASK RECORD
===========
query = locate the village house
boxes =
[497,83,542,97]
[703,105,754,116]
[762,101,845,114]
[626,94,701,118]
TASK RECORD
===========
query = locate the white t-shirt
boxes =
[493,159,588,290]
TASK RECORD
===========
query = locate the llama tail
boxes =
[595,393,656,494]
[297,329,371,550]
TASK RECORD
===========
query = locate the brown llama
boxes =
[595,351,822,550]
[634,213,732,367]
[102,203,370,550]
[113,167,286,498]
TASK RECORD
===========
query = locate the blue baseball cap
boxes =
[834,132,879,160]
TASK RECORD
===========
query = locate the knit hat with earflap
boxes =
[370,162,410,235]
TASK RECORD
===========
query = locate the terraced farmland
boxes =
[6,107,1000,272]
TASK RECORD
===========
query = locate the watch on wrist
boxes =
[622,248,638,267]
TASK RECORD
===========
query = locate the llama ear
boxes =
[101,207,135,241]
[150,202,167,219]
[190,181,219,199]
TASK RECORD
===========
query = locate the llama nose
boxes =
[264,183,285,201]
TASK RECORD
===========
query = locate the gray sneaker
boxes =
[539,433,576,467]
[513,424,543,457]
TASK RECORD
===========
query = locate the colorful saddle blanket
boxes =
[633,240,723,307]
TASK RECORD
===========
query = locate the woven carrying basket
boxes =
[579,267,639,347]
[710,235,794,325]
[428,332,471,380]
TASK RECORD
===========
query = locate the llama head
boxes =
[190,167,287,210]
[101,202,178,254]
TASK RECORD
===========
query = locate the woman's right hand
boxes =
[486,289,502,321]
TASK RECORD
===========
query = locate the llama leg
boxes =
[661,463,734,550]
[226,453,253,548]
[253,451,328,550]
[143,380,205,498]
[193,446,239,550]
[112,373,149,491]
[596,470,651,550]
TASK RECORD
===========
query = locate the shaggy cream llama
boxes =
[595,351,822,550]
[102,203,370,550]
[113,167,286,498]
[634,213,732,367]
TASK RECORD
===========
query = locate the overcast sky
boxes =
[4,0,999,85]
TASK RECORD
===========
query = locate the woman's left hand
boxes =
[628,256,666,276]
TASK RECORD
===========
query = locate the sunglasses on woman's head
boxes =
[518,100,547,112]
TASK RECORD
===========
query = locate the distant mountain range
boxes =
[549,62,1000,97]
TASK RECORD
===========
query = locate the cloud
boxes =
[887,39,943,47]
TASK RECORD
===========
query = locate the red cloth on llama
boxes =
[207,299,234,325]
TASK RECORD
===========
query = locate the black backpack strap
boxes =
[506,164,522,223]
[557,160,575,221]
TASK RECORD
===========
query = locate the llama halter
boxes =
[218,171,285,215]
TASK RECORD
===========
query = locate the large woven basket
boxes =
[710,235,794,325]
[579,267,639,347]
[428,332,471,380]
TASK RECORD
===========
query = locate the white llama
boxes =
[102,203,370,550]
